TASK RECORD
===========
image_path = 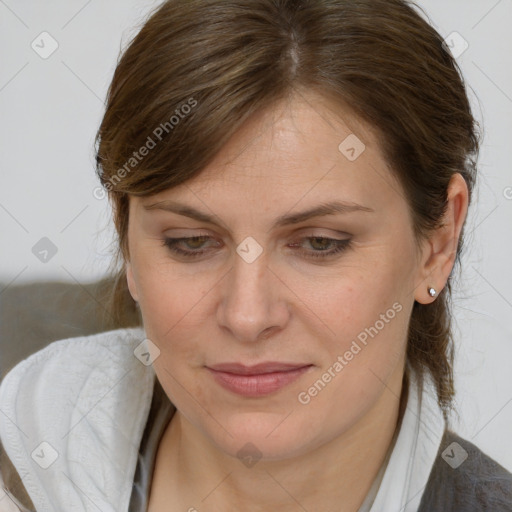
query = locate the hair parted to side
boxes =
[95,0,481,422]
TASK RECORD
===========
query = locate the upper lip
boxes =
[207,362,312,375]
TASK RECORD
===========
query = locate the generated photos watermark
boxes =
[298,301,403,405]
[93,97,198,200]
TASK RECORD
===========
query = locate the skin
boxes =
[125,90,468,512]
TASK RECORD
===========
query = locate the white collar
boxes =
[365,364,446,511]
[0,328,445,512]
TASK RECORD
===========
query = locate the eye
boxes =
[161,235,352,260]
[161,235,216,258]
[289,236,352,259]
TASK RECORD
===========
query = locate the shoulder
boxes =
[0,326,151,426]
[0,326,147,398]
[0,326,148,415]
[2,325,146,373]
[0,327,154,511]
[419,428,512,511]
[1,437,35,511]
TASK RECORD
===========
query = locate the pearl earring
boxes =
[428,287,437,297]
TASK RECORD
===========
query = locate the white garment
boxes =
[0,327,446,512]
[0,327,152,511]
[360,353,446,511]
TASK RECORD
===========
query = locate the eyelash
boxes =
[161,235,352,260]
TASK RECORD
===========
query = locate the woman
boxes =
[1,0,511,510]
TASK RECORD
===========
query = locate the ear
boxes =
[414,173,469,304]
[126,261,140,302]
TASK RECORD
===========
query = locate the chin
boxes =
[204,413,321,463]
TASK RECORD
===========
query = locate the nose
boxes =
[216,248,290,343]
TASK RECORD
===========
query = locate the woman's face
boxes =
[126,91,426,460]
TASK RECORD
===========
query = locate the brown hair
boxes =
[95,0,480,422]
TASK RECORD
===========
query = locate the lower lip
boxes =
[207,366,313,397]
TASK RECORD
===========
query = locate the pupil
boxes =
[312,237,329,250]
[188,237,206,248]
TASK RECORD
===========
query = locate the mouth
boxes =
[206,362,314,397]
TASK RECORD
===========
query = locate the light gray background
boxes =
[1,0,511,470]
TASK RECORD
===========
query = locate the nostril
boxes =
[258,327,275,341]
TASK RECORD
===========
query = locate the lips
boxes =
[208,362,311,375]
[206,362,313,397]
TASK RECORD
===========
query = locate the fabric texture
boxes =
[0,327,511,511]
[419,430,512,511]
[0,327,153,511]
[128,378,175,511]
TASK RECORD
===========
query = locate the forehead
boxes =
[136,91,406,220]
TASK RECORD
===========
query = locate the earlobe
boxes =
[126,261,139,302]
[414,236,446,304]
[414,173,469,304]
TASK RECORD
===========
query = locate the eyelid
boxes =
[161,233,353,261]
[160,229,353,248]
[162,227,352,239]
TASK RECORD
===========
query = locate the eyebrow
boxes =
[143,199,375,229]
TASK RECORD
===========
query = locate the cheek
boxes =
[302,258,398,332]
[292,269,409,438]
[137,272,208,340]
[132,241,203,320]
[133,256,218,370]
[304,255,409,376]
[137,269,210,406]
